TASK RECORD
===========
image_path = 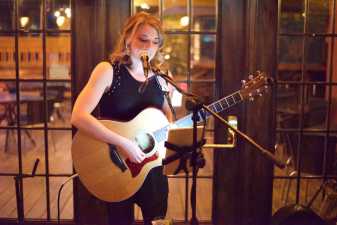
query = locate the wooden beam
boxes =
[213,0,277,224]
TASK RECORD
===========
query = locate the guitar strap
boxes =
[155,74,177,120]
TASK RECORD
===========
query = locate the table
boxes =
[0,92,55,152]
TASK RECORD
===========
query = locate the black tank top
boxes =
[99,63,164,121]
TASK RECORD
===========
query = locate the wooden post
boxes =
[327,1,337,125]
[212,0,277,224]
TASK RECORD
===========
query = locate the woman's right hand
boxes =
[119,138,146,163]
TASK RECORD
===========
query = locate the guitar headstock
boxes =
[240,71,272,101]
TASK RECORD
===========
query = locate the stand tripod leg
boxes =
[14,176,24,224]
[190,166,199,225]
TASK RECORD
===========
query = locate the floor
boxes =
[0,116,335,223]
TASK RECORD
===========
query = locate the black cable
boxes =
[57,173,79,224]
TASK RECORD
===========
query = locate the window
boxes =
[0,0,73,222]
[273,0,337,217]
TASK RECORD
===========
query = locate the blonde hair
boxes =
[110,12,164,68]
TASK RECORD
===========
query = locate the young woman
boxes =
[71,12,172,225]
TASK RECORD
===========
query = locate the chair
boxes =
[276,96,336,205]
[22,97,57,151]
[279,119,337,206]
[47,84,68,123]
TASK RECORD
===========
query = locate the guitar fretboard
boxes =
[201,91,242,118]
[153,91,243,143]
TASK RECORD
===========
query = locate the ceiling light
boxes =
[180,16,189,27]
[20,17,29,27]
[65,8,71,18]
[56,16,65,27]
[54,10,60,17]
[140,3,150,10]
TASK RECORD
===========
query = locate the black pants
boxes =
[106,166,168,225]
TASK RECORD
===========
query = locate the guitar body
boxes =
[71,108,169,202]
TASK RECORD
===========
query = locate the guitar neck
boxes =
[153,91,243,143]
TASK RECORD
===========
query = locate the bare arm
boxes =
[71,62,145,163]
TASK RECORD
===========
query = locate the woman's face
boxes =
[127,24,160,61]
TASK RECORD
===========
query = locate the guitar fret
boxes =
[214,102,222,112]
[220,100,228,110]
[224,97,229,108]
[219,101,224,110]
[227,95,235,106]
[233,92,242,102]
[211,104,216,112]
[231,95,235,104]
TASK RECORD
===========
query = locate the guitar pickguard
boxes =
[125,154,158,177]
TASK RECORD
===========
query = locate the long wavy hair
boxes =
[110,12,164,68]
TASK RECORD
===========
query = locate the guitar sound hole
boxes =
[135,133,155,154]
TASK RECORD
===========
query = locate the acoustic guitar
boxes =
[71,71,270,202]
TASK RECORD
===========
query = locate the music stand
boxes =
[163,126,205,175]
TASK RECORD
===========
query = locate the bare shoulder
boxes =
[93,61,114,76]
[88,61,114,88]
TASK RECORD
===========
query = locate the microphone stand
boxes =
[190,100,204,225]
[14,158,40,224]
[161,103,206,225]
[156,70,286,225]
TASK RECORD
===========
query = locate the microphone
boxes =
[140,51,149,77]
[138,51,150,94]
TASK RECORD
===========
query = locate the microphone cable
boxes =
[57,173,79,224]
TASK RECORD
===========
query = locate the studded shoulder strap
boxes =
[106,62,122,95]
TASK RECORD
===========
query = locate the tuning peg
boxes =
[248,93,254,101]
[241,79,246,84]
[255,89,263,97]
[248,75,254,80]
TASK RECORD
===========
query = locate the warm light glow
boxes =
[140,3,150,10]
[164,54,170,60]
[54,10,60,17]
[165,46,172,53]
[193,22,200,62]
[180,16,189,27]
[228,116,238,127]
[65,8,71,18]
[20,17,29,27]
[56,16,65,27]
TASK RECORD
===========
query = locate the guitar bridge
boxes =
[108,144,127,172]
